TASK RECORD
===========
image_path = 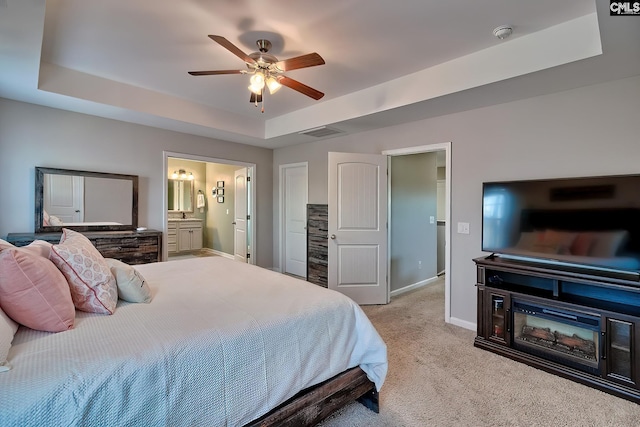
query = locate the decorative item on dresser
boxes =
[307,204,328,287]
[5,230,162,265]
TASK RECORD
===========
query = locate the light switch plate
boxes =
[457,222,470,234]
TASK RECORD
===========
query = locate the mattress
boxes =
[0,257,387,427]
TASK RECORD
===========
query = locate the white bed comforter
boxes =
[0,257,387,427]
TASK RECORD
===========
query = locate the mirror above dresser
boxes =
[35,167,138,233]
[5,167,161,265]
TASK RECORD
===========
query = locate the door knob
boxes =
[232,221,237,225]
[330,234,336,240]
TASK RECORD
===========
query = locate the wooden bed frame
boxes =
[245,367,378,427]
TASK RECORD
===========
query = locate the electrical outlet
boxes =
[457,222,470,234]
[429,216,435,224]
[418,260,422,270]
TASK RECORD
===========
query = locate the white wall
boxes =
[273,74,640,326]
[0,98,274,268]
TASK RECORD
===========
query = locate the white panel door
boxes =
[234,168,248,262]
[328,152,388,305]
[283,165,308,277]
[44,174,84,223]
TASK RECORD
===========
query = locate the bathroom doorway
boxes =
[163,151,256,264]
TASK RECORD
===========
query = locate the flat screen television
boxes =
[482,174,640,275]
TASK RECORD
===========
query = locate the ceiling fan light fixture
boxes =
[250,73,265,87]
[249,72,267,94]
[266,76,282,94]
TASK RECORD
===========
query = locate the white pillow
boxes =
[589,230,629,258]
[0,306,19,372]
[105,258,152,303]
[48,215,64,226]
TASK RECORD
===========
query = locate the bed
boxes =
[0,255,387,427]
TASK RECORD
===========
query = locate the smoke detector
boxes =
[493,25,513,40]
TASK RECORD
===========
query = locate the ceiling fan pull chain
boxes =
[261,91,265,113]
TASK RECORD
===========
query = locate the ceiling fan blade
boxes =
[249,92,263,103]
[275,53,325,72]
[188,70,244,76]
[278,76,324,100]
[208,35,256,65]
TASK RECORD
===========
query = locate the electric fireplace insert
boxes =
[512,299,601,375]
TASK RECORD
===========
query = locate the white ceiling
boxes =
[1,0,638,148]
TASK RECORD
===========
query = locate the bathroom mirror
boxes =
[167,179,194,212]
[35,167,138,233]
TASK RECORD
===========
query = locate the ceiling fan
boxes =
[189,35,326,111]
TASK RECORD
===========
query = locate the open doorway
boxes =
[383,143,452,322]
[163,151,256,264]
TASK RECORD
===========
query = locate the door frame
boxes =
[382,142,452,323]
[278,162,308,274]
[163,151,256,264]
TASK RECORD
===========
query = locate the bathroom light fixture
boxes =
[172,169,194,180]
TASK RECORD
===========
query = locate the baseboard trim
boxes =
[390,276,439,297]
[448,316,476,331]
[202,248,235,260]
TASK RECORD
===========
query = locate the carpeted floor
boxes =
[318,278,640,426]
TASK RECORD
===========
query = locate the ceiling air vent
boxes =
[298,126,344,138]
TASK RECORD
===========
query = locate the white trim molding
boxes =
[382,142,452,324]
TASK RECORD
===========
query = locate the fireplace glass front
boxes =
[512,299,601,374]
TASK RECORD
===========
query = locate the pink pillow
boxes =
[0,249,75,332]
[570,233,595,256]
[0,239,52,258]
[50,229,118,315]
[0,239,13,251]
[20,240,53,258]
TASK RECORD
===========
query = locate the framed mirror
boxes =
[167,179,194,212]
[35,167,138,233]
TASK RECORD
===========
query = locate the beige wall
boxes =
[205,163,238,255]
[273,74,640,326]
[0,98,274,268]
[390,153,438,292]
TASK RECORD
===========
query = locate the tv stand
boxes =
[474,255,640,403]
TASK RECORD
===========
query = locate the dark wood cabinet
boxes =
[479,286,511,346]
[307,204,328,287]
[475,255,640,403]
[6,230,162,265]
[602,312,640,388]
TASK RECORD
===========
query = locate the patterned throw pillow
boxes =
[50,229,118,315]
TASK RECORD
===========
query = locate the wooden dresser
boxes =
[5,230,162,265]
